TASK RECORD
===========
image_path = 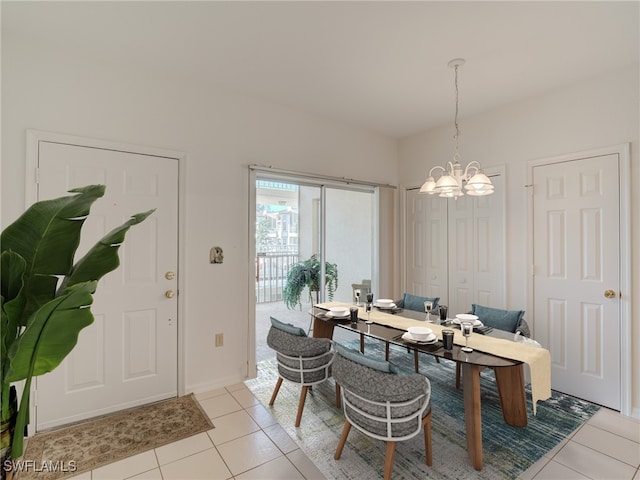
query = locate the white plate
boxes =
[452,318,483,327]
[402,332,437,344]
[326,311,350,319]
[374,302,396,309]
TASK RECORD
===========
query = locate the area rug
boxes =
[246,339,600,480]
[17,394,214,480]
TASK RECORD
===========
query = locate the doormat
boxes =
[16,394,214,480]
[246,339,600,480]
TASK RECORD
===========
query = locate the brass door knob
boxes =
[165,290,175,298]
[165,271,176,280]
[604,289,617,299]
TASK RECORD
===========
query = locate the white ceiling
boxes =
[3,1,639,137]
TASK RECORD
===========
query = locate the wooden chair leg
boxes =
[385,341,390,360]
[334,421,352,460]
[456,363,461,389]
[360,333,365,353]
[384,441,397,480]
[423,410,433,466]
[335,383,341,409]
[295,385,309,427]
[269,377,283,406]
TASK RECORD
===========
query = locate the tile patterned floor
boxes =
[74,382,639,479]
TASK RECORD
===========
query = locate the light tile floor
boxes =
[76,382,638,480]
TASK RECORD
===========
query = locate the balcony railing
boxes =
[255,252,299,303]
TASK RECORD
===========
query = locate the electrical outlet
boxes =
[215,333,224,347]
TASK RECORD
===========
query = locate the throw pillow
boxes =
[402,293,440,312]
[471,304,525,333]
[335,343,392,373]
[270,316,307,337]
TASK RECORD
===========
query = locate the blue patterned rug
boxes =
[245,338,599,479]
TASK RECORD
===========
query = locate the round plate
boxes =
[326,311,349,319]
[374,302,396,309]
[402,332,437,344]
[452,318,483,327]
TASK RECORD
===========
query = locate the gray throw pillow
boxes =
[471,304,525,333]
[402,293,440,312]
[335,343,391,373]
[270,316,307,337]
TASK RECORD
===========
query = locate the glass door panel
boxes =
[325,188,374,304]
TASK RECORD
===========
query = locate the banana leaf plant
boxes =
[0,185,154,461]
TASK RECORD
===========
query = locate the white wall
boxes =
[1,41,398,393]
[399,65,640,416]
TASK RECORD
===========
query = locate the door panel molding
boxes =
[526,143,631,416]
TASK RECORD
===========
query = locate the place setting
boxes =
[373,298,403,313]
[447,313,494,335]
[323,306,351,321]
[399,326,438,345]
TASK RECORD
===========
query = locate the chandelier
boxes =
[420,58,494,198]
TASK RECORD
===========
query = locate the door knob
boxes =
[165,271,176,280]
[165,290,175,298]
[603,289,617,299]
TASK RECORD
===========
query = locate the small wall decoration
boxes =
[210,246,224,264]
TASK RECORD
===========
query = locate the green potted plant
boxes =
[282,254,338,309]
[0,185,153,473]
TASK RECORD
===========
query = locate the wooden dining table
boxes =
[311,304,537,471]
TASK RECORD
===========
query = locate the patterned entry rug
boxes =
[246,339,600,480]
[18,394,213,480]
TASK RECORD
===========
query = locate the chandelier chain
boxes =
[453,63,460,160]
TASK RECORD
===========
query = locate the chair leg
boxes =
[295,385,310,427]
[423,410,433,466]
[335,383,341,409]
[414,350,419,372]
[384,441,397,480]
[456,363,461,389]
[334,421,352,460]
[385,341,390,361]
[269,377,283,406]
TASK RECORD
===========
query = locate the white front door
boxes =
[33,137,180,430]
[532,153,620,409]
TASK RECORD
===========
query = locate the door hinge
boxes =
[35,167,40,185]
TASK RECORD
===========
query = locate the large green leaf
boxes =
[62,210,155,290]
[7,281,97,458]
[0,185,106,320]
[6,282,96,383]
[1,251,27,420]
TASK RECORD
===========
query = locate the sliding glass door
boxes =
[253,175,374,364]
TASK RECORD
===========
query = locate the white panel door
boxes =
[447,174,505,317]
[405,189,448,300]
[34,140,179,430]
[533,154,620,409]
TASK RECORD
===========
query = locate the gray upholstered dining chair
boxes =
[266,317,335,427]
[332,344,432,480]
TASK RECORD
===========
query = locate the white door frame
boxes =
[526,143,631,417]
[25,129,188,429]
